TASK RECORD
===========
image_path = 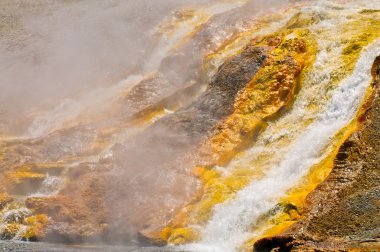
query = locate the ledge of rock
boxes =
[253,56,380,251]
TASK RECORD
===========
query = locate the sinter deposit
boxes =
[0,0,379,251]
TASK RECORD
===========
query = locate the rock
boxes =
[24,166,108,243]
[0,194,13,211]
[5,171,46,195]
[24,214,49,241]
[198,29,316,167]
[35,26,272,245]
[253,56,380,251]
[147,28,317,245]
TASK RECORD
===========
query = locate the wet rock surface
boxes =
[1,1,380,250]
[254,56,380,251]
[15,39,269,244]
[153,29,317,246]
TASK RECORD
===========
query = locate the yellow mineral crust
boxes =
[248,48,380,250]
[157,11,380,243]
[2,5,379,246]
[203,5,303,81]
[1,164,49,202]
[6,171,45,185]
[238,81,378,252]
[158,29,317,245]
[201,28,317,167]
[246,121,359,250]
[24,214,49,240]
[342,12,380,73]
[0,204,48,241]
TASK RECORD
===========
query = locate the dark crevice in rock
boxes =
[254,236,296,252]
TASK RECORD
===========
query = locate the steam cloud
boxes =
[0,0,299,247]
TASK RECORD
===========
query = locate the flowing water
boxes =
[180,1,380,251]
[0,0,380,251]
[186,38,380,252]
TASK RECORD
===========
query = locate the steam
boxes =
[0,0,223,137]
[1,0,267,246]
[3,0,372,250]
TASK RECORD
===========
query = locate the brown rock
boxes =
[253,56,380,251]
[19,38,269,244]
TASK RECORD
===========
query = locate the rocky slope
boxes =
[1,1,380,251]
[254,56,380,251]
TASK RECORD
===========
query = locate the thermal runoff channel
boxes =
[0,0,380,251]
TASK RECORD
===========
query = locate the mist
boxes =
[0,0,224,136]
[0,0,301,248]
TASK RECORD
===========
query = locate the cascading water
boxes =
[177,1,380,251]
[185,38,380,252]
[0,0,253,243]
[0,0,379,251]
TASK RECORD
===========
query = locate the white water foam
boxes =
[30,175,64,197]
[184,38,380,252]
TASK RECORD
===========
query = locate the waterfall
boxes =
[185,35,380,252]
[1,0,379,250]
